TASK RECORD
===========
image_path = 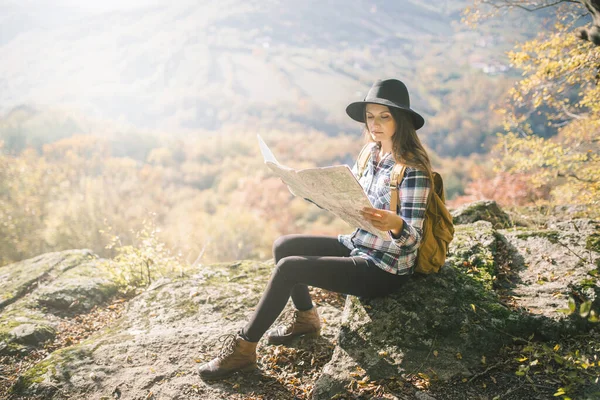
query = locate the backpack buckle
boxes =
[389,177,398,212]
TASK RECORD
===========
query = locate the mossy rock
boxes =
[446,221,497,290]
[451,200,512,229]
[499,219,600,332]
[586,232,600,253]
[314,265,518,399]
[12,346,93,397]
[35,259,118,314]
[0,307,57,355]
[0,251,119,357]
[514,229,559,243]
[0,250,96,310]
[10,323,56,346]
[10,260,276,400]
[314,222,511,398]
[313,220,597,399]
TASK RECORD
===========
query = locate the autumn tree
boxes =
[463,1,600,207]
[0,144,52,265]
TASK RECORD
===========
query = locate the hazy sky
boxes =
[0,0,534,137]
[7,0,161,13]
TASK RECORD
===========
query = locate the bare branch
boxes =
[481,0,580,12]
[557,172,597,183]
[559,102,588,120]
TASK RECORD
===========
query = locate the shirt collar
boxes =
[370,143,395,168]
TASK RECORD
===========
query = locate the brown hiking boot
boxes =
[266,307,321,345]
[198,333,257,381]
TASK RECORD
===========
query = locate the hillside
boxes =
[0,0,544,156]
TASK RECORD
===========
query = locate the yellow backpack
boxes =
[356,144,454,274]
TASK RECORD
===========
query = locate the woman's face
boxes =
[365,104,396,144]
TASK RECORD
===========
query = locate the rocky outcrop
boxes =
[451,200,512,228]
[2,203,599,400]
[0,250,95,311]
[2,257,344,400]
[0,250,116,356]
[500,219,600,320]
[312,215,599,399]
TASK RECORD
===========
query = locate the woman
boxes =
[198,78,432,380]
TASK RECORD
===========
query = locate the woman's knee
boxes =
[272,236,286,260]
[272,234,302,262]
[273,256,305,281]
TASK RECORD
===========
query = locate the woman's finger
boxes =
[362,207,379,215]
[362,208,383,218]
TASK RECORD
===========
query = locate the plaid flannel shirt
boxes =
[338,143,431,275]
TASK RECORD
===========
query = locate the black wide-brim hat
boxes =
[346,79,425,130]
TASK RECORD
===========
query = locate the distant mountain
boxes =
[0,0,543,148]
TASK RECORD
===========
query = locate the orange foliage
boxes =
[237,176,297,235]
[448,171,552,208]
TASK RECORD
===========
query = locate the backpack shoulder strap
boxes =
[389,163,407,212]
[432,172,444,201]
[356,143,375,179]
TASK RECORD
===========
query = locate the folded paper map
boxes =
[257,134,391,241]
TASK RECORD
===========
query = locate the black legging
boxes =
[241,234,410,342]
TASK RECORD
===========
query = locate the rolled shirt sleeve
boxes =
[390,169,431,252]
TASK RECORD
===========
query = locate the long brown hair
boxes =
[363,107,433,181]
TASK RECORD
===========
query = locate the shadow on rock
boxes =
[313,217,600,399]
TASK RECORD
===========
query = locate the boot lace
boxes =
[216,333,238,359]
[279,309,299,332]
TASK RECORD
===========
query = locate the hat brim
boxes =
[346,100,425,130]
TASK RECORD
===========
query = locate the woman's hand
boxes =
[360,207,404,237]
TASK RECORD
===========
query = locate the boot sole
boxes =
[267,330,320,345]
[198,363,257,381]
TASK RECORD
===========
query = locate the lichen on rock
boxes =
[451,200,512,229]
[314,205,600,399]
[0,250,116,356]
